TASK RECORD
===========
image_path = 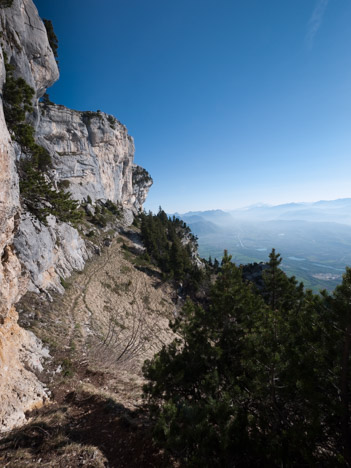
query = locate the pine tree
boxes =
[143,250,342,466]
[320,268,351,465]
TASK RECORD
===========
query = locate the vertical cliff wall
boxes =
[0,0,59,431]
[37,106,135,205]
[0,0,152,430]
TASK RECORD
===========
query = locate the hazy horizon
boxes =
[167,196,351,216]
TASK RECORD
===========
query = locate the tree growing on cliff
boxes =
[3,57,82,225]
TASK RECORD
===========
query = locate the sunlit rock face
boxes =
[14,212,89,293]
[0,0,58,432]
[36,105,136,207]
[0,0,59,97]
[0,306,50,432]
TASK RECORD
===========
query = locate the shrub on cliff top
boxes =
[43,19,58,59]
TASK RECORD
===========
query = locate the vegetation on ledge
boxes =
[132,165,153,186]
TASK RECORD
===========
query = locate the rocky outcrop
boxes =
[0,306,49,431]
[0,0,59,432]
[17,104,153,292]
[0,53,22,319]
[132,165,153,212]
[0,0,59,124]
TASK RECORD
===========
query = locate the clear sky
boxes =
[35,0,351,213]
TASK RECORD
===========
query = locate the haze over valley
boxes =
[175,198,351,291]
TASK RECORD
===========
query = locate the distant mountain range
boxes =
[230,198,351,225]
[172,199,351,292]
[174,198,351,227]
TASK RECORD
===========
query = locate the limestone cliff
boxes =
[14,103,151,292]
[0,0,59,105]
[0,0,152,430]
[0,0,59,431]
[37,105,135,206]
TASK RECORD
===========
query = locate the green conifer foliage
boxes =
[3,58,82,225]
[319,268,351,465]
[139,208,203,291]
[143,250,346,466]
[43,19,58,59]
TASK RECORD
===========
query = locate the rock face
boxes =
[0,306,49,431]
[0,0,59,95]
[16,103,152,293]
[132,165,153,212]
[37,106,136,207]
[14,212,89,293]
[0,0,59,432]
[0,0,152,431]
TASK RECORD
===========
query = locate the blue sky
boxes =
[35,0,351,213]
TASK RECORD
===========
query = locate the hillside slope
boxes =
[1,227,178,467]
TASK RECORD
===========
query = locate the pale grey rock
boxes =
[0,12,38,434]
[0,48,23,320]
[36,105,152,214]
[37,105,136,206]
[0,309,49,432]
[19,329,50,373]
[85,203,95,216]
[132,165,153,212]
[0,0,59,98]
[122,208,135,227]
[0,0,67,433]
[14,212,89,293]
[0,0,59,309]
